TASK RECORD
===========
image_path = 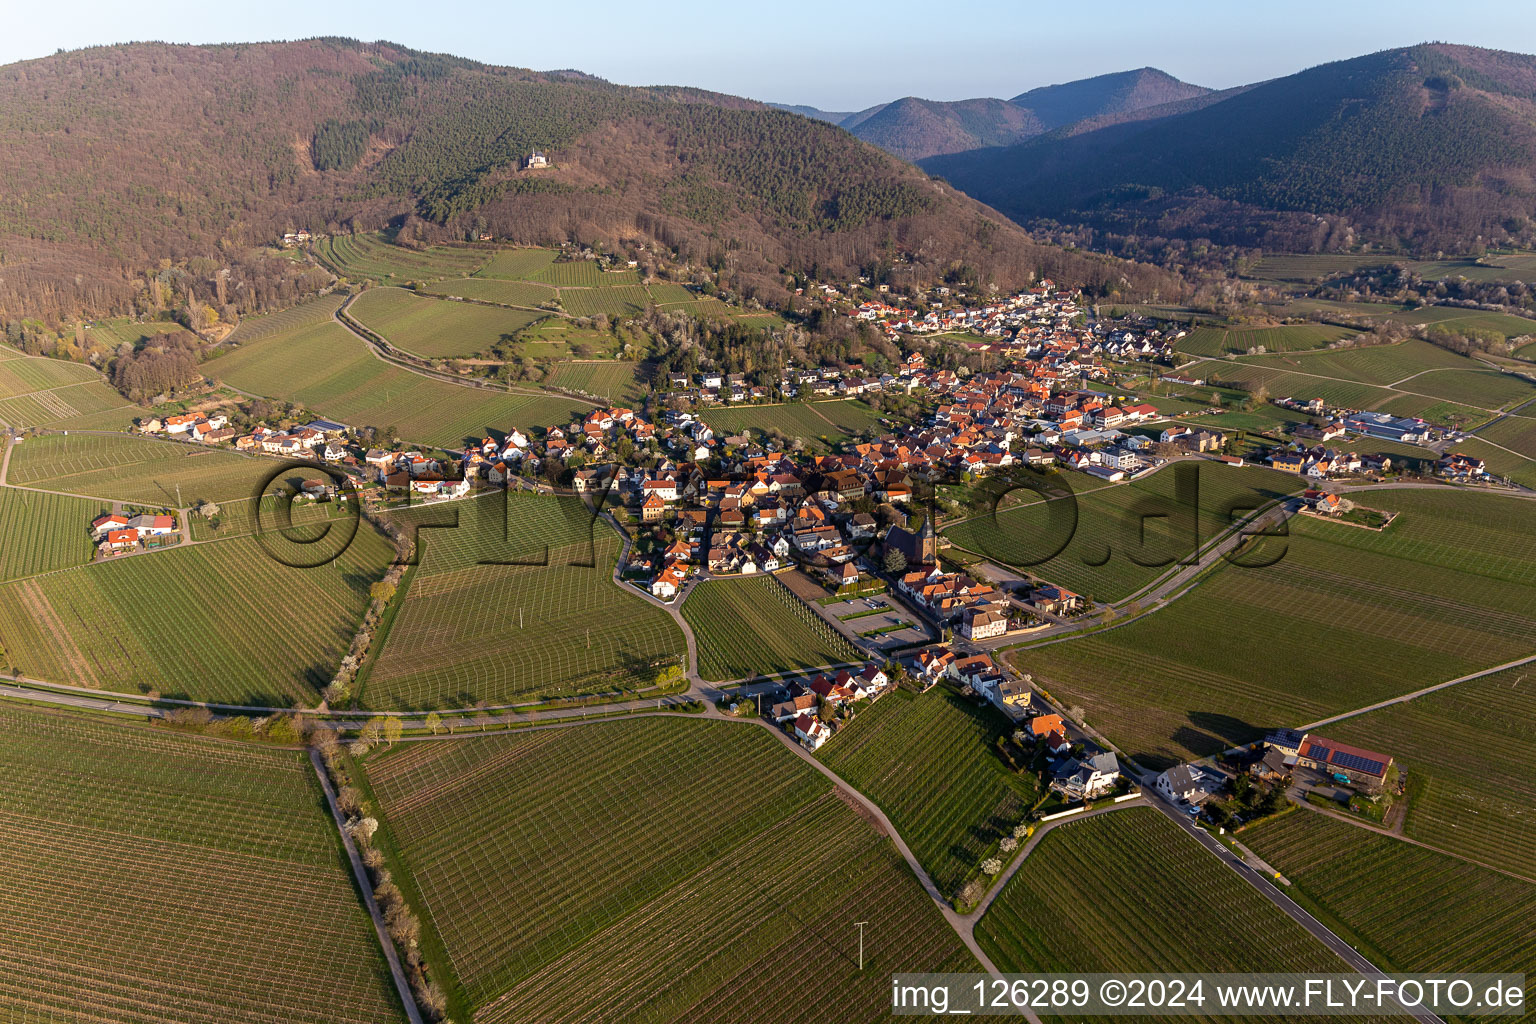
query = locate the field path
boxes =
[0,432,12,484]
[1296,651,1536,733]
[309,748,426,1024]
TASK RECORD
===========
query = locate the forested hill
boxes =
[923,44,1536,253]
[0,38,1176,323]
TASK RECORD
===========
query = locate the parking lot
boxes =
[826,596,929,651]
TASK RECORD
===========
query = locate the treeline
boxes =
[109,330,206,401]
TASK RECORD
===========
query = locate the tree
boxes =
[425,711,442,736]
[818,700,837,724]
[383,717,402,747]
[883,548,907,575]
[360,718,384,745]
[369,581,396,605]
[981,857,1002,876]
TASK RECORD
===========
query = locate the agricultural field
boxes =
[1372,393,1493,429]
[1203,361,1395,409]
[943,462,1301,603]
[222,293,346,346]
[1442,436,1536,488]
[977,808,1355,982]
[361,717,975,1022]
[540,360,649,402]
[698,399,884,446]
[1236,338,1470,385]
[82,317,185,348]
[348,288,546,359]
[473,247,558,279]
[0,705,404,1024]
[1176,322,1356,356]
[420,277,557,308]
[1245,253,1386,284]
[532,261,639,288]
[203,316,589,448]
[0,487,102,581]
[1474,413,1536,459]
[1014,488,1536,769]
[1243,812,1536,1003]
[0,527,394,705]
[682,574,862,682]
[8,432,276,506]
[187,492,337,542]
[1309,662,1536,877]
[1403,368,1536,409]
[1390,306,1536,339]
[817,687,1037,897]
[512,319,626,359]
[0,349,136,431]
[364,492,685,709]
[558,283,651,317]
[315,232,487,282]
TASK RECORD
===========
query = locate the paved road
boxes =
[1140,788,1448,1024]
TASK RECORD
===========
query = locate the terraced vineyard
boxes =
[0,528,394,705]
[944,462,1301,603]
[348,288,546,358]
[420,277,556,308]
[977,808,1352,986]
[365,492,684,708]
[683,574,861,682]
[473,248,558,279]
[541,360,649,402]
[316,232,487,281]
[361,717,975,1023]
[0,487,102,581]
[0,706,404,1024]
[817,688,1036,897]
[8,432,277,505]
[1243,812,1536,1003]
[1016,488,1536,768]
[203,314,588,448]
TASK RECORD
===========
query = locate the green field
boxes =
[0,527,393,704]
[8,432,278,506]
[1474,413,1536,459]
[222,293,346,345]
[1245,254,1387,284]
[1444,436,1536,488]
[82,317,186,349]
[0,349,136,431]
[365,492,685,709]
[473,247,558,280]
[1014,488,1536,769]
[817,688,1038,897]
[1236,339,1471,385]
[700,399,884,445]
[0,705,404,1024]
[315,232,488,282]
[1177,323,1356,356]
[1243,811,1536,1010]
[348,288,546,359]
[203,316,589,448]
[682,574,862,681]
[558,283,652,317]
[361,717,975,1022]
[0,486,102,581]
[420,277,557,308]
[944,463,1301,603]
[187,493,337,542]
[1373,393,1494,429]
[1307,663,1536,878]
[533,261,640,288]
[540,360,649,402]
[977,808,1358,986]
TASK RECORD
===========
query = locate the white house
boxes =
[793,712,831,752]
[1156,764,1202,803]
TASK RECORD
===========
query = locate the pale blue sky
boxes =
[7,0,1536,109]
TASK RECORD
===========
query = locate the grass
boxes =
[363,492,685,709]
[82,317,185,348]
[976,807,1361,989]
[8,432,279,506]
[0,486,103,581]
[0,527,394,705]
[316,232,487,282]
[1242,811,1536,1011]
[361,716,975,1021]
[682,574,862,682]
[816,687,1037,897]
[1014,488,1536,770]
[1236,338,1471,385]
[943,463,1301,603]
[348,288,546,359]
[203,315,589,448]
[1305,663,1536,878]
[699,399,884,445]
[420,277,557,308]
[0,704,405,1024]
